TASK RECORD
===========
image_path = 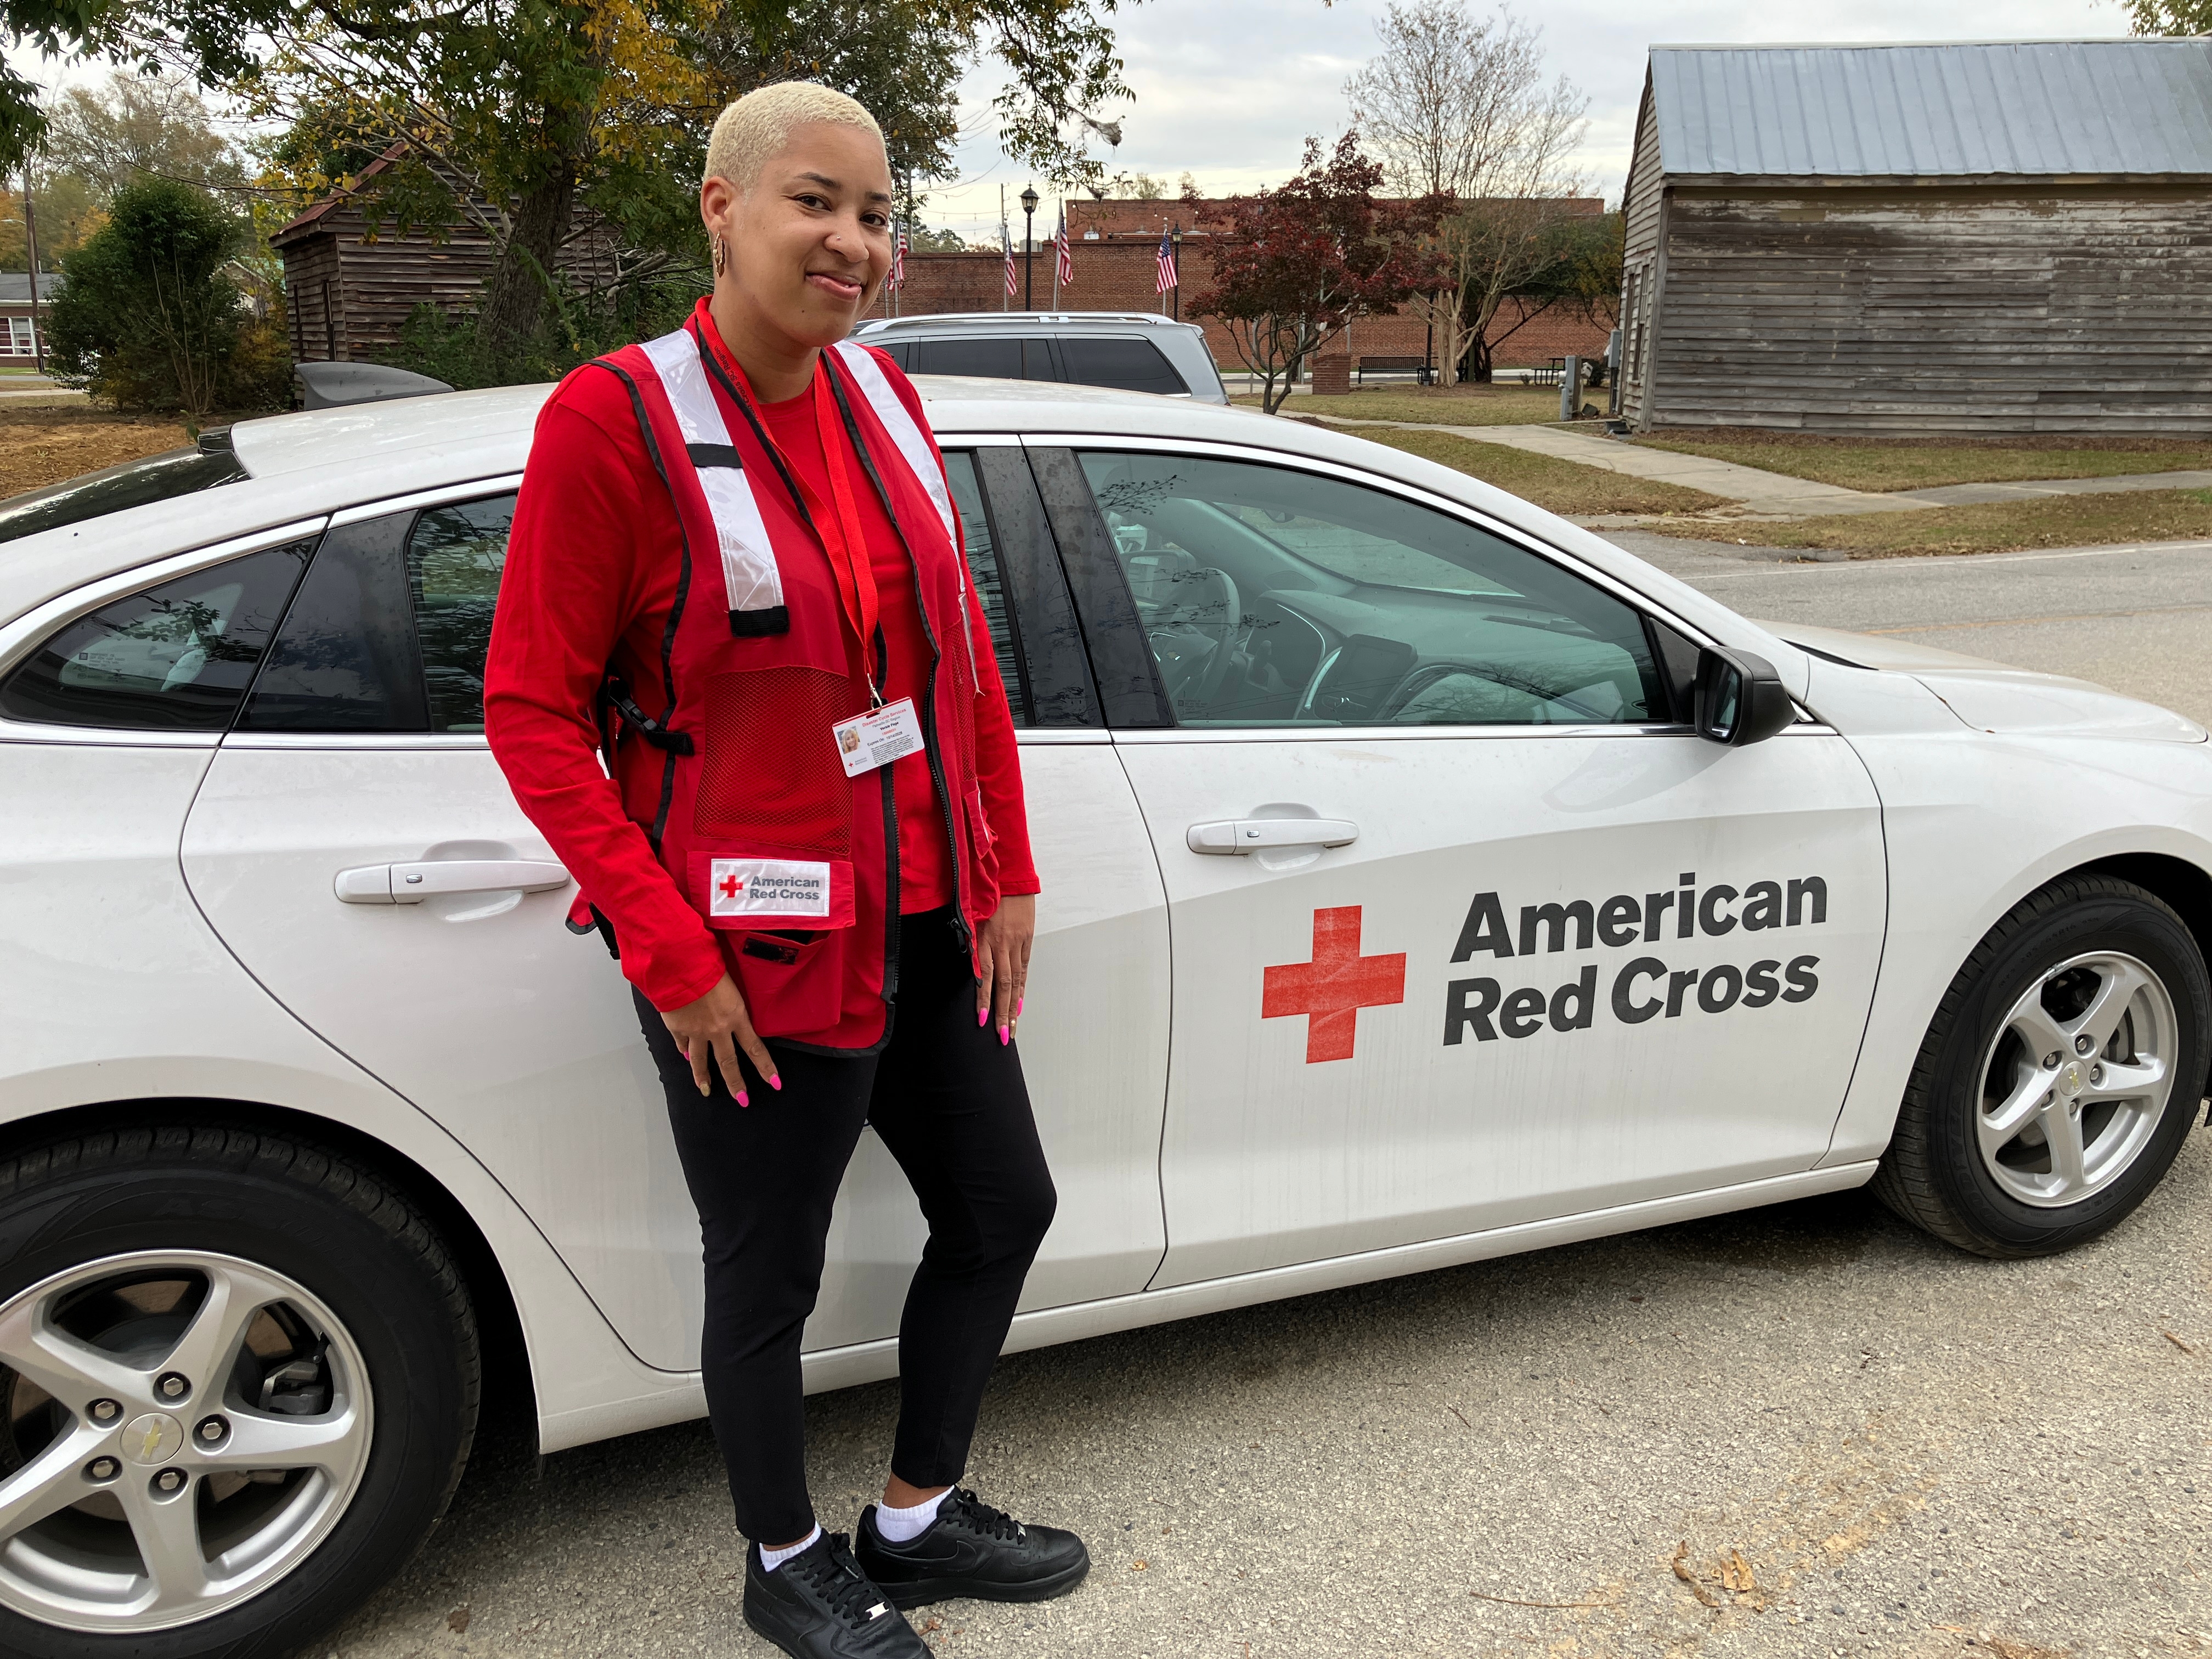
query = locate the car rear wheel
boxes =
[0,1126,478,1658]
[1874,874,2210,1257]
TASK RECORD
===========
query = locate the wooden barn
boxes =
[1616,39,2212,434]
[272,148,614,363]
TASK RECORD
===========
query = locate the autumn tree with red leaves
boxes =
[1192,133,1447,414]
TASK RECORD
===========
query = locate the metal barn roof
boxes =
[1648,39,2212,179]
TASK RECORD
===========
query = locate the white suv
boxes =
[849,311,1229,402]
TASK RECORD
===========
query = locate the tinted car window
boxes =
[239,514,427,732]
[1077,451,1664,728]
[1059,337,1187,397]
[0,435,250,545]
[942,452,1029,725]
[0,539,311,729]
[408,495,514,732]
[907,337,1056,382]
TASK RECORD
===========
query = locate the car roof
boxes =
[0,374,1784,687]
[853,312,1205,337]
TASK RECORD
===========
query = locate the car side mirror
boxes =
[1694,647,1795,746]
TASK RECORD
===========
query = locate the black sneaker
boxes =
[854,1488,1090,1609]
[742,1531,930,1658]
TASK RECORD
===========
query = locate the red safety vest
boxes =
[577,311,1000,1051]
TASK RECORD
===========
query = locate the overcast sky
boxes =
[7,0,2135,232]
[924,0,2133,239]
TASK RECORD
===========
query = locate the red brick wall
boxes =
[873,236,1613,374]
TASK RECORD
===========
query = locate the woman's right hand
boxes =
[662,973,781,1104]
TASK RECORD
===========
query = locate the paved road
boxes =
[324,538,2212,1659]
[1612,532,2212,726]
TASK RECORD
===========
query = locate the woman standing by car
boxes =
[484,81,1087,1659]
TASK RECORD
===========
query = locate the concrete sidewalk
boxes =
[1325,416,2212,520]
[1448,424,1938,516]
[1893,467,2212,507]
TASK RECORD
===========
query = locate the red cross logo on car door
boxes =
[1262,906,1407,1062]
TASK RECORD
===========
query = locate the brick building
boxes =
[870,197,1614,379]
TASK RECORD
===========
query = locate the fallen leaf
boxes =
[1132,1560,1148,1571]
[1720,1550,1756,1594]
[921,1618,943,1634]
[446,1606,471,1634]
[1670,1542,1719,1608]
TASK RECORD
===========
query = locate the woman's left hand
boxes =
[974,894,1036,1045]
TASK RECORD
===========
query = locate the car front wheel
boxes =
[0,1126,478,1658]
[1874,874,2210,1257]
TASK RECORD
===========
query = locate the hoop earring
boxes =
[712,234,727,278]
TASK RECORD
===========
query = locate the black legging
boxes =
[634,906,1057,1544]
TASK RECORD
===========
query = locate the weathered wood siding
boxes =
[279,195,625,360]
[1646,183,2212,434]
[1622,82,1663,259]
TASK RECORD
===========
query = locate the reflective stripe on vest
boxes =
[830,340,981,690]
[639,328,784,622]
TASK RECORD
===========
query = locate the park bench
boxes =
[1356,354,1432,386]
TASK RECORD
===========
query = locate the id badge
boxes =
[832,697,926,777]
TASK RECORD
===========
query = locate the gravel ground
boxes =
[319,534,2212,1659]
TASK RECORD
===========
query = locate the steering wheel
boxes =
[1188,567,1242,705]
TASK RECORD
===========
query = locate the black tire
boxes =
[0,1125,478,1659]
[1872,874,2210,1258]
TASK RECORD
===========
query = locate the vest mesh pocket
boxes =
[696,667,862,848]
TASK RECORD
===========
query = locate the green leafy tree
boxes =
[9,0,1137,356]
[2121,0,2210,30]
[44,175,280,413]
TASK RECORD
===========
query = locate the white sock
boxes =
[874,1488,950,1544]
[759,1524,821,1572]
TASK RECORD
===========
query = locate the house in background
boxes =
[1617,38,2212,433]
[273,147,613,363]
[0,271,61,359]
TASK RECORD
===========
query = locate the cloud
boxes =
[916,0,2130,235]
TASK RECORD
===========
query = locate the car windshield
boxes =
[0,432,250,545]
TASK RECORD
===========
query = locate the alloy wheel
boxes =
[1975,951,2177,1208]
[0,1250,373,1633]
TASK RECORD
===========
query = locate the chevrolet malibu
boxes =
[0,377,2205,1658]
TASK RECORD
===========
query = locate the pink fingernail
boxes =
[770,1076,783,1091]
[978,1007,989,1026]
[737,1090,750,1108]
[1015,996,1025,1017]
[998,1024,1010,1046]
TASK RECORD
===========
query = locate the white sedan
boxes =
[0,379,2205,1658]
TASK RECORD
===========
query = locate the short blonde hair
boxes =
[704,82,885,194]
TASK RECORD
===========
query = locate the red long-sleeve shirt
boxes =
[486,337,1039,1014]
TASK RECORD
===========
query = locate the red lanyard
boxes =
[705,336,884,704]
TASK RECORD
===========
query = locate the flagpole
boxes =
[1000,185,1009,313]
[1051,204,1062,312]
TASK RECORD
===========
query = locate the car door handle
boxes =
[335,859,572,904]
[1186,817,1359,855]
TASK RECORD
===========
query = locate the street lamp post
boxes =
[1019,185,1039,311]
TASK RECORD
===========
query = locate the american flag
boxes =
[1054,210,1074,289]
[1155,228,1177,294]
[887,221,907,290]
[1001,220,1017,298]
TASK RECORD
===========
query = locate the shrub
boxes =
[388,274,701,391]
[44,178,284,415]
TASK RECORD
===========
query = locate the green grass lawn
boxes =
[1310,421,1726,518]
[1633,428,2212,493]
[1235,386,1566,427]
[1651,490,2212,558]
